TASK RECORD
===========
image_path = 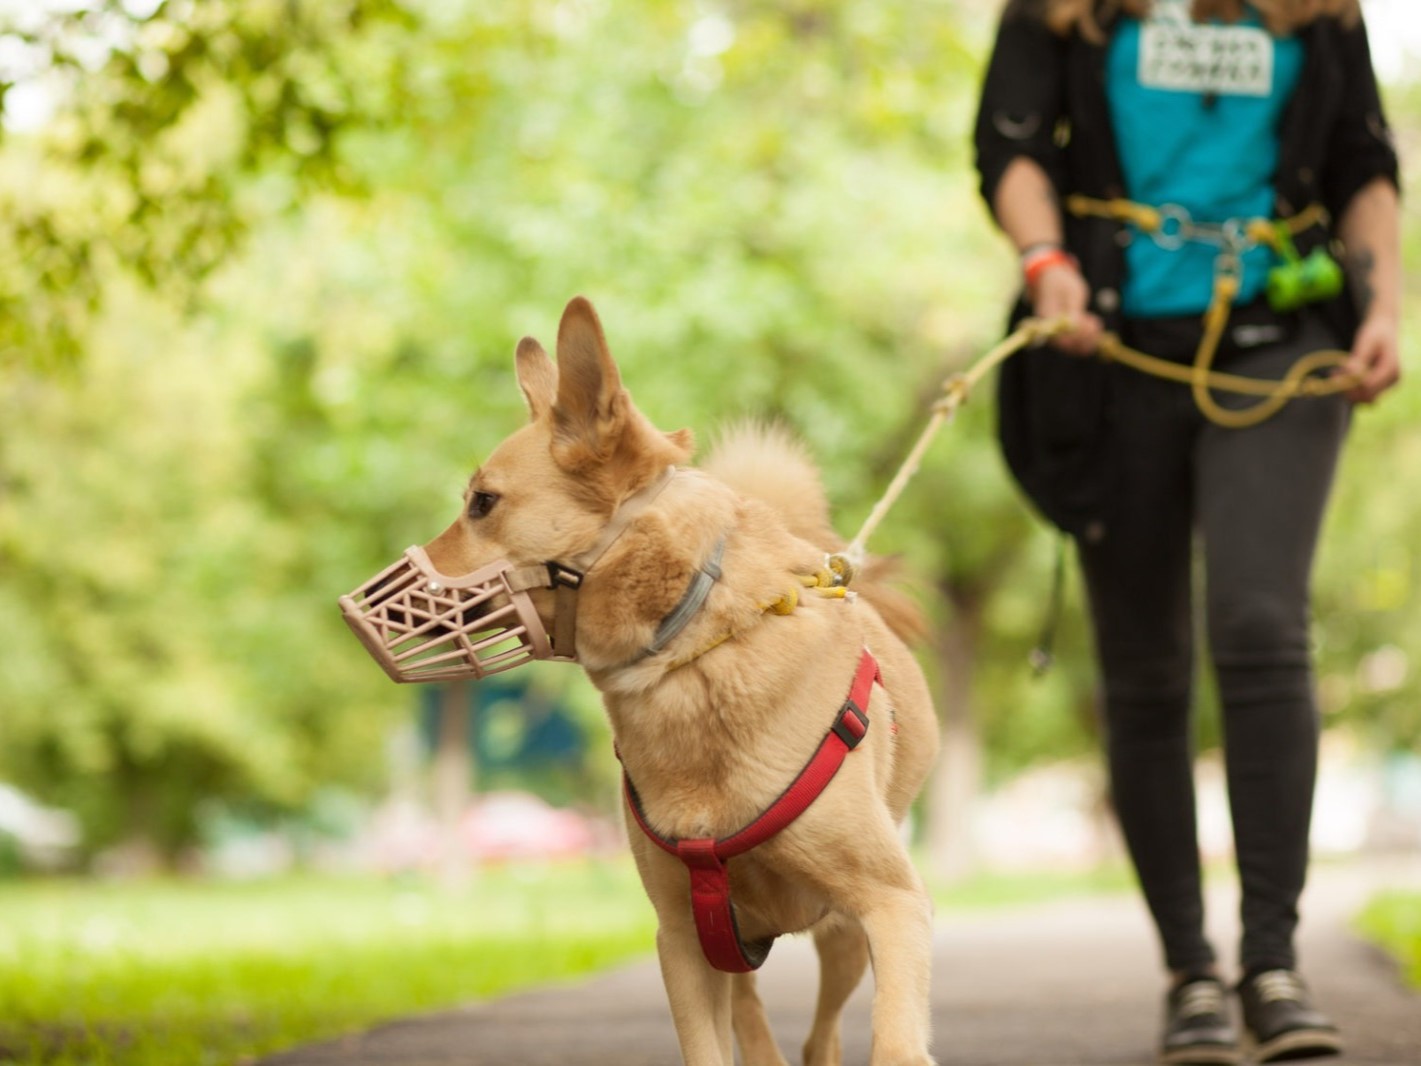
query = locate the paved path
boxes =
[260,858,1421,1066]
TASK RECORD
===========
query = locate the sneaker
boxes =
[1237,969,1342,1062]
[1161,977,1241,1065]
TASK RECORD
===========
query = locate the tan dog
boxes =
[417,297,939,1066]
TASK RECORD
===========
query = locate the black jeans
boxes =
[1078,309,1350,976]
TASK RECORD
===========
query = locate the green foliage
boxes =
[0,285,396,853]
[1356,890,1421,988]
[0,863,656,1065]
[1,0,1025,857]
[0,0,416,371]
[1,0,1419,859]
[1314,360,1421,752]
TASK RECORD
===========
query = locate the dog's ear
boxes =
[551,296,626,470]
[515,336,557,422]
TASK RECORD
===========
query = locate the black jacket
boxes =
[973,0,1399,537]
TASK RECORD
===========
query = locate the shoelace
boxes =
[1177,982,1225,1019]
[1252,969,1307,1004]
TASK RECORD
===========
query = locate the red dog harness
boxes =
[622,648,881,972]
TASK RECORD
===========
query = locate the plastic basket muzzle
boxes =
[339,546,563,683]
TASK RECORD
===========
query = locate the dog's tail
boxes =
[701,421,928,646]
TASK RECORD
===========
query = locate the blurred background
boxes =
[0,1,1418,1063]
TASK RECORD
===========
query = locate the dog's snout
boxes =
[342,547,559,682]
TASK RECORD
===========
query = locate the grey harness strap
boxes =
[636,535,727,662]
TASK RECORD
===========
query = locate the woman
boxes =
[973,1,1400,1063]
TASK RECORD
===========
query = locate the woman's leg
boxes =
[1195,316,1350,974]
[1078,369,1216,975]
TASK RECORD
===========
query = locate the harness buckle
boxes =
[546,561,585,589]
[832,701,870,749]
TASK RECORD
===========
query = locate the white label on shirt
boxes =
[1139,18,1275,97]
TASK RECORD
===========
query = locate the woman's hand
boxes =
[1031,261,1103,356]
[1342,310,1402,404]
[992,159,1104,356]
[1335,178,1402,404]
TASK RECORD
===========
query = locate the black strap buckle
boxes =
[546,561,585,589]
[831,701,869,749]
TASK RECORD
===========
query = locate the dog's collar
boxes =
[623,535,727,666]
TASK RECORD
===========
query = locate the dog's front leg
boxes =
[858,875,936,1066]
[656,917,735,1066]
[732,972,790,1066]
[802,912,870,1066]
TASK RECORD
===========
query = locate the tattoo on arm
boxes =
[1346,246,1376,318]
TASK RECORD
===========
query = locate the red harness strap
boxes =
[622,648,882,973]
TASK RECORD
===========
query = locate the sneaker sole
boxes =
[1160,1045,1242,1065]
[1253,1028,1343,1063]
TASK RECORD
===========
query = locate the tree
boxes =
[0,0,415,371]
[2,0,1418,869]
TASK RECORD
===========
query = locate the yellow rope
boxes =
[1060,196,1356,426]
[844,291,1359,560]
[1065,196,1330,248]
[1066,194,1164,233]
[843,318,1063,563]
[663,254,1358,661]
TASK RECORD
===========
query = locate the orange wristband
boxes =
[1022,247,1080,290]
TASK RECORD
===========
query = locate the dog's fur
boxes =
[423,298,940,1066]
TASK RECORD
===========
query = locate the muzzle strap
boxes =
[570,467,678,573]
[549,466,679,660]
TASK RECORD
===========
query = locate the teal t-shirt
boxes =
[1105,0,1304,317]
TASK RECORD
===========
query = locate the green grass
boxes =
[1356,890,1421,988]
[0,861,658,1066]
[929,862,1136,911]
[0,857,1145,1066]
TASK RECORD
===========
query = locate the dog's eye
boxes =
[468,491,500,519]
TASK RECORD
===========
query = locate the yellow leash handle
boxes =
[1095,268,1357,429]
[1180,272,1353,428]
[1067,194,1164,234]
[1096,331,1355,428]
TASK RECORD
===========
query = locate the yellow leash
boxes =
[1098,275,1356,430]
[1067,195,1356,429]
[843,318,1064,563]
[1065,196,1330,248]
[844,290,1359,563]
[836,200,1360,586]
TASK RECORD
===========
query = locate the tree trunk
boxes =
[927,584,985,884]
[432,680,475,887]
